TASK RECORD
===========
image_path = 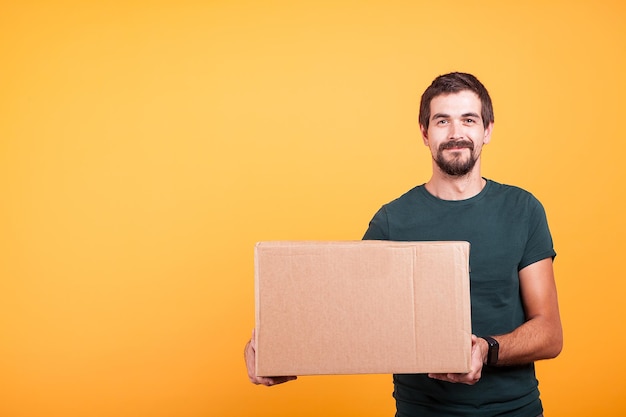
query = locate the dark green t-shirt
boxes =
[363,179,556,417]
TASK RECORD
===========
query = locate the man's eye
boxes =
[465,119,475,123]
[437,119,448,124]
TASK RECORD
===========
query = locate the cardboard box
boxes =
[254,240,471,376]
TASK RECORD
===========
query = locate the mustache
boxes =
[439,140,474,151]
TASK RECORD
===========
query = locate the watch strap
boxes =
[480,336,499,366]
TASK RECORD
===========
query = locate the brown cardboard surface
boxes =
[254,240,471,376]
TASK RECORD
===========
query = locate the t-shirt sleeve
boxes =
[362,206,390,241]
[519,196,556,270]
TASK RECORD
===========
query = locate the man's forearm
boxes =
[487,315,563,366]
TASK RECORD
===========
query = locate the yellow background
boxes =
[1,1,625,416]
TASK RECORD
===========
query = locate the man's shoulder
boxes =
[381,184,425,209]
[486,179,537,199]
[485,179,545,212]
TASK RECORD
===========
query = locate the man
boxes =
[245,72,563,417]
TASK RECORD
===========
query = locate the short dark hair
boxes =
[418,72,494,129]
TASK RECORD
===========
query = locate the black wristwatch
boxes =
[480,336,499,366]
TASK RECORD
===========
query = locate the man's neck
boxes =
[424,170,486,201]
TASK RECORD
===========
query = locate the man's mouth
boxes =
[440,140,474,151]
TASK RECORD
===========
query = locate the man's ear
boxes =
[483,122,494,144]
[420,124,429,146]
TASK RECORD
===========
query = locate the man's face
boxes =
[420,90,493,177]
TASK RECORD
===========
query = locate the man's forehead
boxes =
[430,91,482,115]
[431,90,481,104]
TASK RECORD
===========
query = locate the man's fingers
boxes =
[250,329,257,350]
[428,372,480,386]
[252,375,298,386]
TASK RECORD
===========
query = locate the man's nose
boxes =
[449,121,464,139]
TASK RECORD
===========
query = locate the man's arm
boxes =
[429,257,563,385]
[487,257,563,365]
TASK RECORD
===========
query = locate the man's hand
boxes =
[427,335,486,385]
[245,329,298,386]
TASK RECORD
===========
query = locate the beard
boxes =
[434,139,478,176]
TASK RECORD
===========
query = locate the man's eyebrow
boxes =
[431,112,482,120]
